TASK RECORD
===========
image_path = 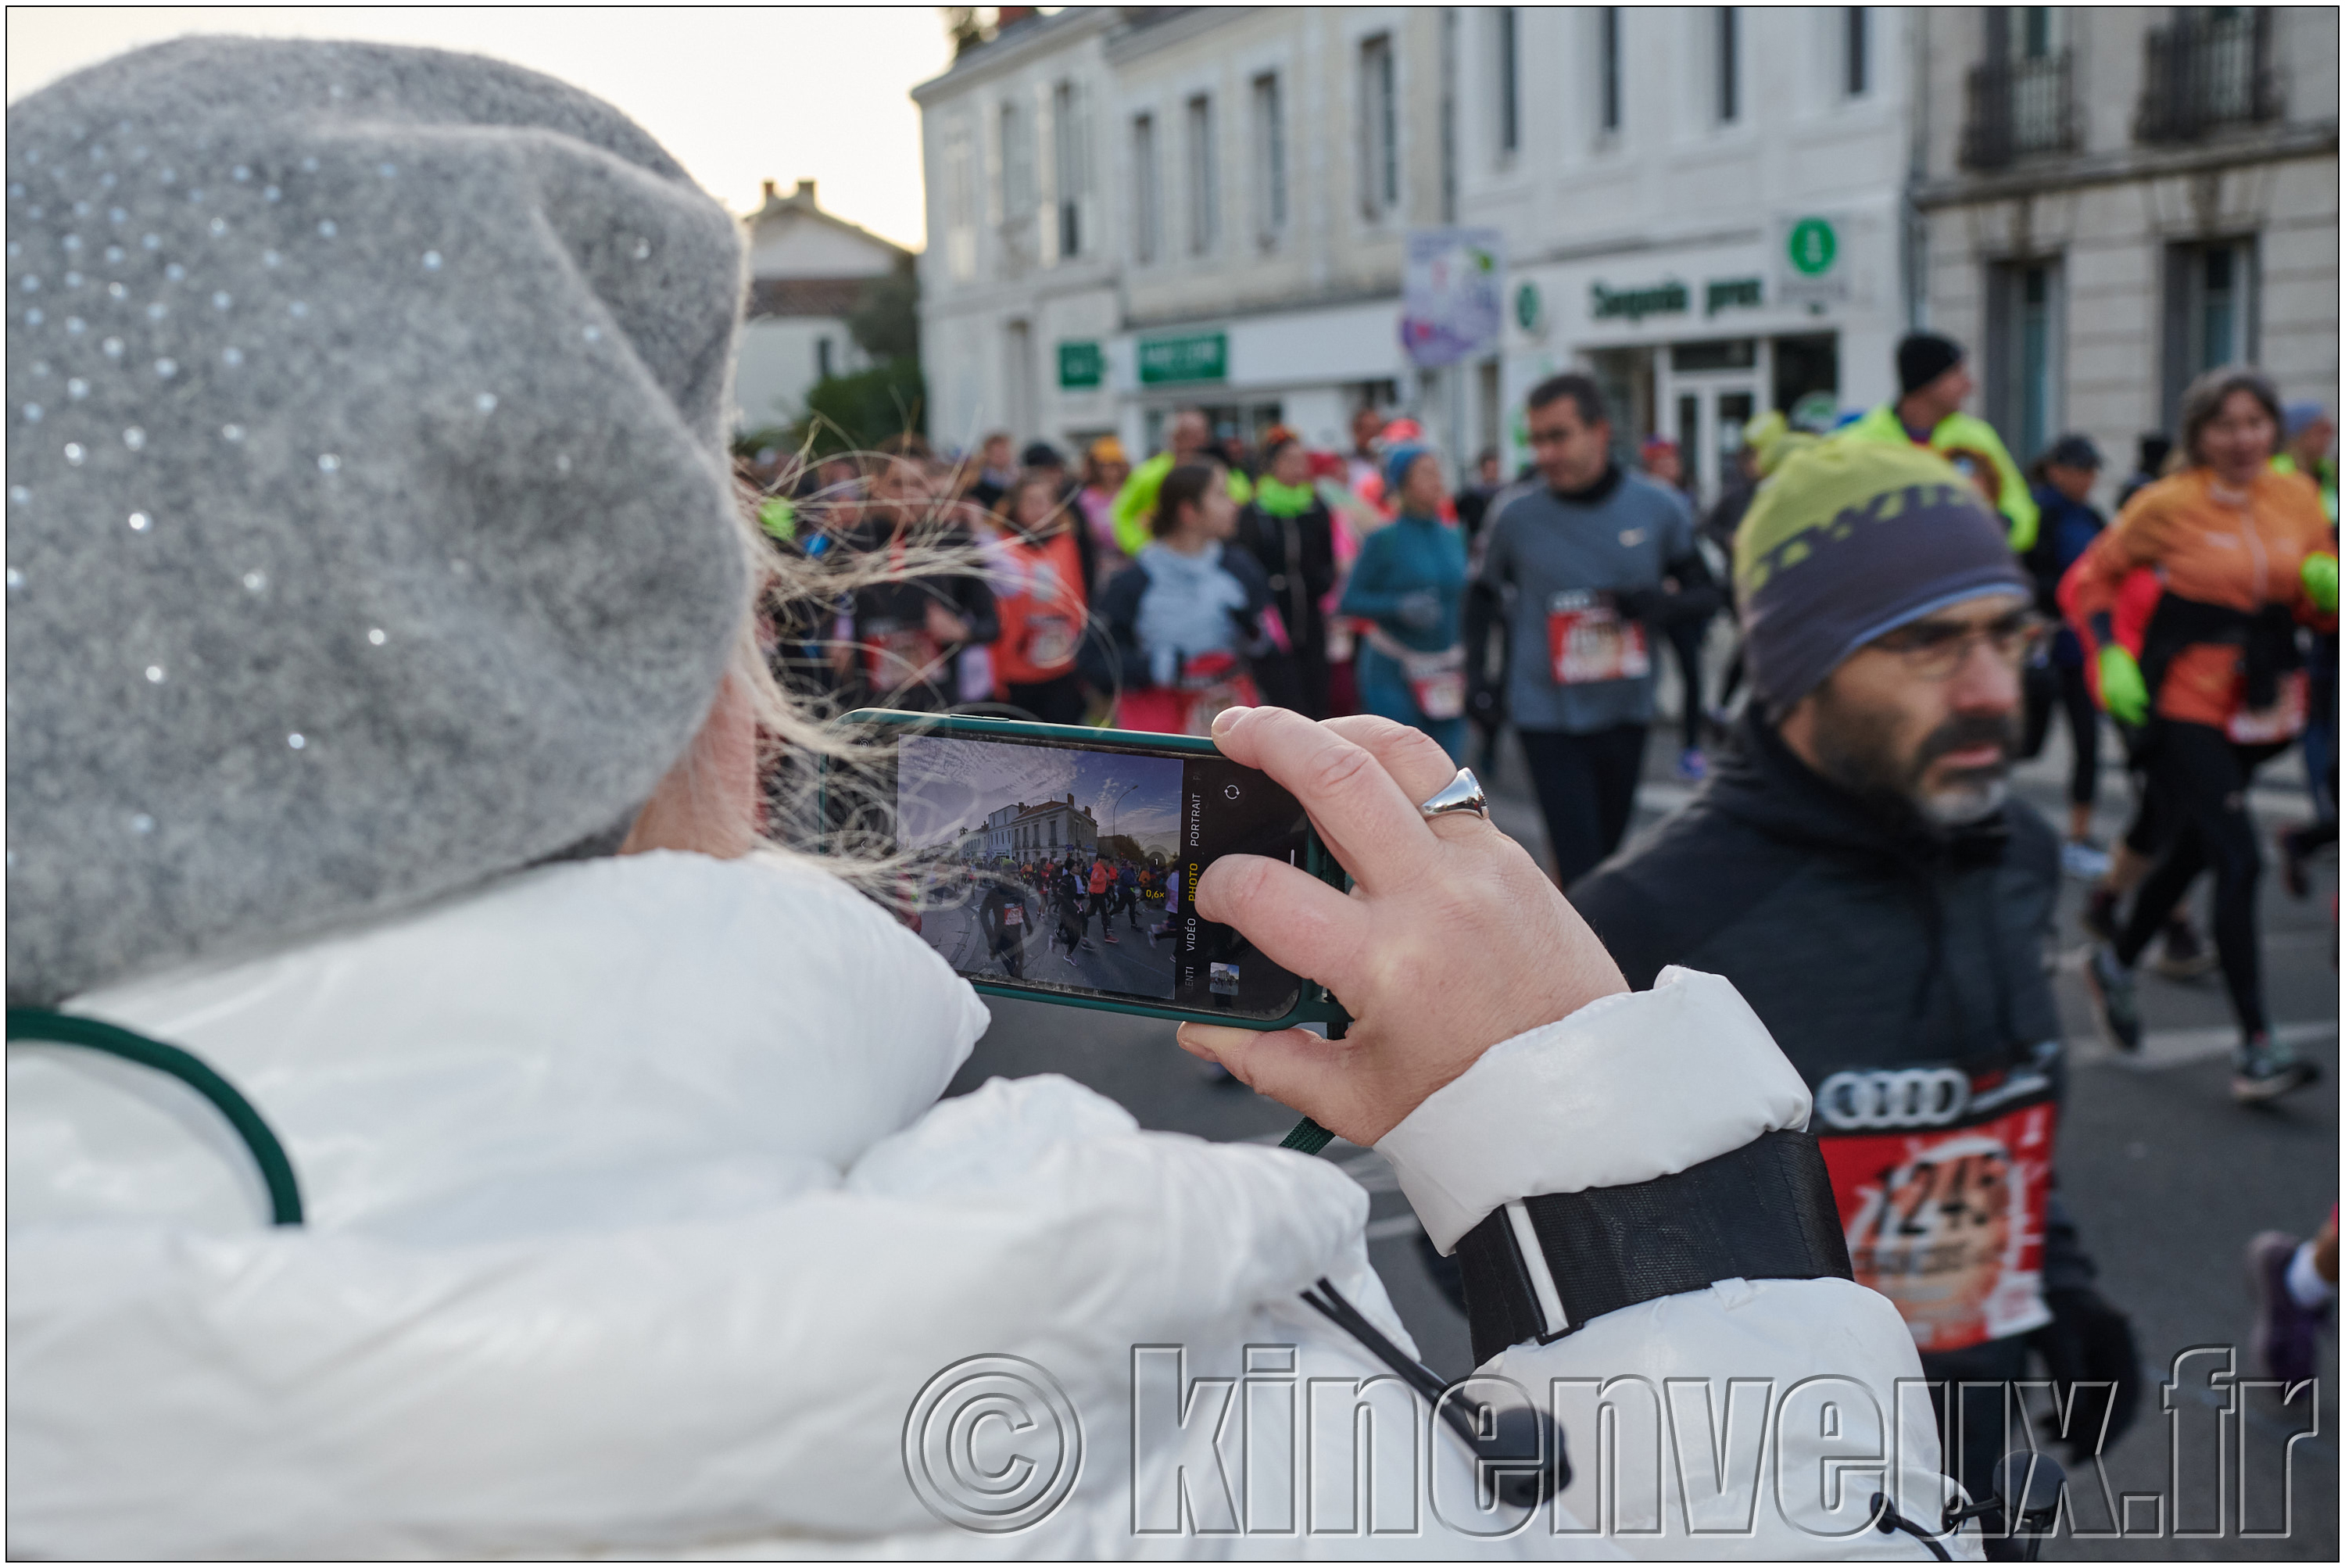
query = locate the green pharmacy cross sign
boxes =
[1786,217,1837,277]
[1137,330,1227,385]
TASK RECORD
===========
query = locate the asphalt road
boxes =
[940,686,2338,1559]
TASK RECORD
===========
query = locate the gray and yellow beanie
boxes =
[1734,440,2030,716]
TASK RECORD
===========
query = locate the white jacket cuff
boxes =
[1376,966,1813,1252]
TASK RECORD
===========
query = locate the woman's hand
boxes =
[1176,707,1627,1146]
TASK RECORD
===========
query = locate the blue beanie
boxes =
[1383,443,1434,504]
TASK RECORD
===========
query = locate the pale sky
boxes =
[4,6,952,249]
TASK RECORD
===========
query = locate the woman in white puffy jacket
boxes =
[4,38,1967,1560]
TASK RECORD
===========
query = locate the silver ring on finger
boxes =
[1418,767,1489,823]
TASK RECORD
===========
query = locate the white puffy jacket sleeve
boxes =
[1378,966,1969,1559]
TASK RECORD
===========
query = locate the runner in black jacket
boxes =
[1573,439,2142,1518]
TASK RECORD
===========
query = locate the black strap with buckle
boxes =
[1453,1129,1853,1368]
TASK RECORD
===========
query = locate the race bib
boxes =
[2227,668,2309,745]
[861,619,945,689]
[1412,666,1468,721]
[1547,591,1651,686]
[1176,651,1258,736]
[1023,613,1078,671]
[1818,1056,2059,1352]
[1001,904,1023,926]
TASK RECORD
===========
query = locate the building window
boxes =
[1052,81,1087,259]
[1988,260,2062,465]
[1599,9,1623,133]
[1961,9,2076,169]
[944,125,976,282]
[1184,93,1218,255]
[1133,113,1159,265]
[1846,8,1869,96]
[1496,9,1520,156]
[2138,9,2279,143]
[1251,72,1286,245]
[1000,100,1033,223]
[1359,32,1398,219]
[2161,238,2258,422]
[2018,5,2053,59]
[1717,8,1741,124]
[817,336,833,380]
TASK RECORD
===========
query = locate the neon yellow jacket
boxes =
[2272,453,2340,527]
[1109,453,1253,558]
[1843,403,2039,552]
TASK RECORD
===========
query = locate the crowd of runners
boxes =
[969,853,1175,980]
[752,333,2338,1451]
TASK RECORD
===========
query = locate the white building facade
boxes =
[1911,6,2339,495]
[732,180,911,435]
[977,796,1098,860]
[1458,6,1917,503]
[915,8,1928,507]
[915,7,1447,466]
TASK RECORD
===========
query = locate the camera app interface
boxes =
[895,732,1309,1017]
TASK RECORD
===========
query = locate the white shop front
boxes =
[1046,295,1415,465]
[1496,207,1905,507]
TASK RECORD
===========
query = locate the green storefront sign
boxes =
[1514,280,1544,332]
[1057,340,1104,389]
[1589,280,1689,323]
[1137,330,1227,385]
[1704,277,1763,317]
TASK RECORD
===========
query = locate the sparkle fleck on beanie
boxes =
[1733,439,2030,718]
[5,39,750,1004]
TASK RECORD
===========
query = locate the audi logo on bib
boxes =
[1815,1067,1971,1129]
[1813,1051,2060,1352]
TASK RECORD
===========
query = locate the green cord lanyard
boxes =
[6,1007,306,1226]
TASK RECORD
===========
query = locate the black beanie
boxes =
[1896,332,1964,398]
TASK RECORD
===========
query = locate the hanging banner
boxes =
[1401,227,1504,368]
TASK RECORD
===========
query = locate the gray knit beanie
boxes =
[5,39,750,1004]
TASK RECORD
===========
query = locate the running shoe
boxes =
[2233,1033,2321,1105]
[2060,838,2112,881]
[2153,915,2219,980]
[2246,1230,2325,1384]
[2278,825,2314,900]
[2082,943,2143,1053]
[1676,747,1709,783]
[1104,932,1119,944]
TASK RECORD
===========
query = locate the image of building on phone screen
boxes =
[896,736,1183,1000]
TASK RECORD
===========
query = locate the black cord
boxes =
[1870,1492,1954,1561]
[7,1007,305,1226]
[1299,1276,1569,1506]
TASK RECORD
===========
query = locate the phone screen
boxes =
[890,730,1310,1018]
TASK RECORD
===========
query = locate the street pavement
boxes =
[940,685,2338,1559]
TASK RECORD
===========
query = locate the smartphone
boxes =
[824,711,1350,1031]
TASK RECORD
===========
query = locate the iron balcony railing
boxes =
[1960,51,2078,171]
[2136,9,2280,144]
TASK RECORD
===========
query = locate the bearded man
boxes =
[1570,441,2140,1525]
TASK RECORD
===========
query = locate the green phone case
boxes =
[822,709,1352,1033]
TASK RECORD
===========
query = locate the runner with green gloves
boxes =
[1111,407,1251,558]
[1842,332,2039,553]
[2273,403,2339,524]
